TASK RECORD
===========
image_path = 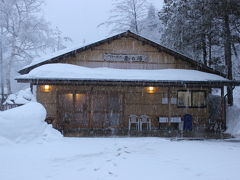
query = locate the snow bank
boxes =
[18,63,228,82]
[4,88,36,105]
[226,87,240,136]
[0,102,62,143]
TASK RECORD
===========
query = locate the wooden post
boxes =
[89,87,94,129]
[168,87,171,127]
[221,87,226,130]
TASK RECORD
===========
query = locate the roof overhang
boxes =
[16,78,240,88]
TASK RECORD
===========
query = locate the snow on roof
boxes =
[17,63,228,82]
[22,45,84,70]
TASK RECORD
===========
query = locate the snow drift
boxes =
[0,102,62,143]
[226,87,240,136]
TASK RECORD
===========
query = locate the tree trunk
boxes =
[6,64,12,94]
[208,34,212,67]
[6,54,13,94]
[224,13,233,105]
[0,29,4,104]
[133,1,139,34]
[202,34,207,65]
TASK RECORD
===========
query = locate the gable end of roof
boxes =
[18,31,226,78]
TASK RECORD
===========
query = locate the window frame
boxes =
[177,90,207,108]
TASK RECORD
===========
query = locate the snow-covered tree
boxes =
[159,0,240,105]
[140,4,163,42]
[99,0,149,34]
[0,0,71,95]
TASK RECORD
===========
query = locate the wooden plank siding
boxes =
[37,85,210,131]
[59,37,197,70]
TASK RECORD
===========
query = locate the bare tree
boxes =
[99,0,149,34]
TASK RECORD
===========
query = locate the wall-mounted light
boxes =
[41,85,52,93]
[146,86,157,94]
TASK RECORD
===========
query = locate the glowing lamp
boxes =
[146,86,157,94]
[41,85,52,93]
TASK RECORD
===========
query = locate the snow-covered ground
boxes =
[1,90,240,180]
[1,138,240,180]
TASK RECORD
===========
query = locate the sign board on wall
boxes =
[104,53,148,62]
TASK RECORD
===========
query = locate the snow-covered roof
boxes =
[17,63,229,83]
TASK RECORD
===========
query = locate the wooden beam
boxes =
[16,79,240,88]
[168,87,171,127]
[89,88,94,128]
[221,87,226,130]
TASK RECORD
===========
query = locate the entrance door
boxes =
[58,92,123,129]
[92,93,123,128]
[58,92,89,129]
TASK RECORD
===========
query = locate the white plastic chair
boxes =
[139,115,151,131]
[128,115,139,131]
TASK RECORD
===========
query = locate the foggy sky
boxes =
[43,0,164,46]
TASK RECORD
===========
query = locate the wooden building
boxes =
[17,31,240,137]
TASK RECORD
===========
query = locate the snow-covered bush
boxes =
[0,102,62,143]
[4,88,36,105]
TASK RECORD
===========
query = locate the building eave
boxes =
[15,78,240,88]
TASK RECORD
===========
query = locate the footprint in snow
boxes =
[113,163,117,167]
[108,171,114,175]
[93,168,100,171]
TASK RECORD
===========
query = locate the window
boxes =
[177,91,206,108]
[177,91,191,107]
[192,91,206,107]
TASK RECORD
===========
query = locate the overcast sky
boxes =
[43,0,164,46]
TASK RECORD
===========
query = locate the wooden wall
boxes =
[58,37,196,70]
[36,36,213,132]
[37,85,210,130]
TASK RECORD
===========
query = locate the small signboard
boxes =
[162,98,168,104]
[159,117,168,123]
[104,53,148,62]
[170,117,182,123]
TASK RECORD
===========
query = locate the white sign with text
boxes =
[104,53,148,62]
